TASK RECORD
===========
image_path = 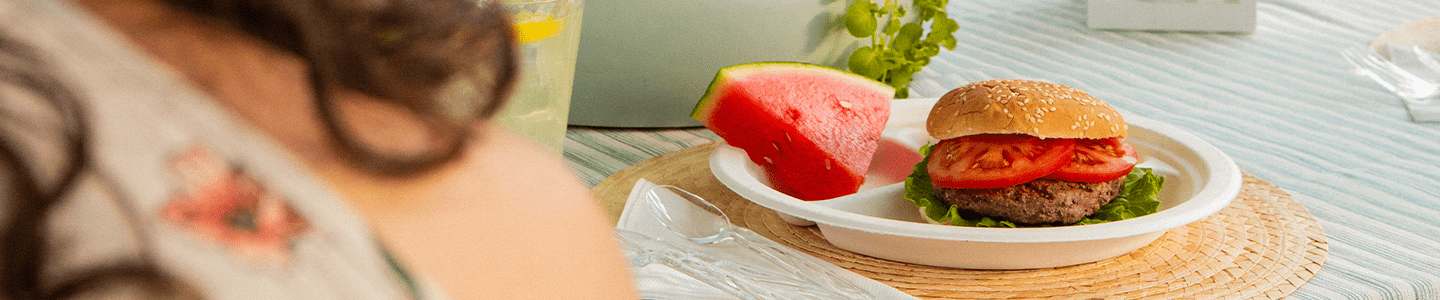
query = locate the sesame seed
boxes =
[764,157,773,164]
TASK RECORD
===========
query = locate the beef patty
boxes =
[934,177,1125,225]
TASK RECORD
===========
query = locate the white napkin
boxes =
[617,179,919,300]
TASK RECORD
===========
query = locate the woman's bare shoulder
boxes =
[353,122,636,299]
[464,124,596,210]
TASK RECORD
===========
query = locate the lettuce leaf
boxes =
[902,144,1165,228]
[903,144,1017,227]
[1073,168,1164,225]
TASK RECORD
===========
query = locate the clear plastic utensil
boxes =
[1391,44,1440,84]
[643,185,873,299]
[628,258,739,300]
[1341,45,1440,104]
[617,229,777,299]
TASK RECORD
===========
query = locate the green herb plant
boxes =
[844,0,959,98]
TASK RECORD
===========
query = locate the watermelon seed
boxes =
[772,141,782,153]
[785,109,803,121]
[825,159,831,170]
[839,100,852,108]
[764,156,774,164]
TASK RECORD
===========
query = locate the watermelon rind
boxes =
[691,62,893,122]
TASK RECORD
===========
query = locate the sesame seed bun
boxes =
[926,79,1127,140]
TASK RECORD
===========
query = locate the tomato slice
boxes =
[927,134,1076,189]
[1043,137,1138,182]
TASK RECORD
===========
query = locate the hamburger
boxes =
[906,79,1164,227]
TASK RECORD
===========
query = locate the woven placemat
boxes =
[593,142,1329,299]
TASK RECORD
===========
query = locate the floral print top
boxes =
[160,146,312,263]
[0,0,441,299]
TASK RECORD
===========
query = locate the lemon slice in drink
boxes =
[512,12,565,44]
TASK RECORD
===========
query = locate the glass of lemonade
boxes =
[496,0,584,154]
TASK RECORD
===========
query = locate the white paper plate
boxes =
[708,97,1243,269]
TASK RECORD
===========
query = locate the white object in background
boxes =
[568,0,873,128]
[708,97,1243,270]
[616,179,919,300]
[1087,0,1256,33]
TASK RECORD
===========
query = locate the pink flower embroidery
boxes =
[161,146,308,261]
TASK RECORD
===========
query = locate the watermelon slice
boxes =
[691,62,894,200]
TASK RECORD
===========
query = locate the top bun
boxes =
[927,79,1127,140]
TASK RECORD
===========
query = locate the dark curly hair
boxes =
[0,0,518,298]
[163,0,519,175]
